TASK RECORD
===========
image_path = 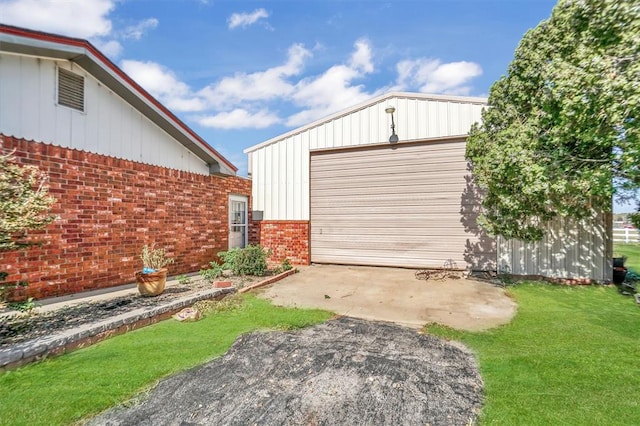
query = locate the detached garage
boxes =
[245,92,611,281]
[310,138,493,269]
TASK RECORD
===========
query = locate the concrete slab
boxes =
[257,264,517,331]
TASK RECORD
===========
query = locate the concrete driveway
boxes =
[257,264,516,330]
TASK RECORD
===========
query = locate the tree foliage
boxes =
[466,0,639,241]
[630,203,640,230]
[0,150,56,251]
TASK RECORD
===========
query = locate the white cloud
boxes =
[199,43,311,108]
[349,39,374,73]
[123,18,158,40]
[0,0,115,38]
[120,60,206,112]
[228,8,269,30]
[286,39,377,126]
[94,39,123,58]
[395,59,482,95]
[197,109,280,129]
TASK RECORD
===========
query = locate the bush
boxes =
[199,262,224,283]
[218,244,270,276]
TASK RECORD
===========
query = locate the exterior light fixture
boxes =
[385,106,399,143]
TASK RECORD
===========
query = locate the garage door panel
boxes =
[311,205,472,216]
[310,140,495,269]
[312,170,469,186]
[311,183,470,198]
[311,236,482,250]
[311,249,468,269]
[311,161,470,179]
[312,192,470,205]
[311,225,483,236]
[311,144,466,169]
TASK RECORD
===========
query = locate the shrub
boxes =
[199,262,224,283]
[1,149,56,304]
[218,244,270,276]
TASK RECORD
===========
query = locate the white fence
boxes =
[613,227,640,243]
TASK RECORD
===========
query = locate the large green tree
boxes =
[466,0,639,241]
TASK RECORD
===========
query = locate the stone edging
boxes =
[239,268,297,293]
[0,288,234,371]
[0,268,297,371]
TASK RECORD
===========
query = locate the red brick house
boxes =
[0,25,252,299]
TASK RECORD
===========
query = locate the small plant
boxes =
[272,258,293,275]
[0,271,29,308]
[176,274,192,286]
[199,261,225,283]
[140,244,174,272]
[218,247,240,271]
[218,244,270,276]
[8,297,37,313]
[497,264,514,286]
[280,258,292,272]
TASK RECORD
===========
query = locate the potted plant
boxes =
[135,244,175,296]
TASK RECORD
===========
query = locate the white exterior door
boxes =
[229,195,248,249]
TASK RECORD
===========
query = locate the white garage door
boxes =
[310,139,495,269]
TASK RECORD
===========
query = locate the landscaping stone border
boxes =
[0,288,234,371]
[239,268,297,293]
[0,268,298,372]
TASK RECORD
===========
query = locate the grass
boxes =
[0,294,333,426]
[614,242,640,273]
[426,284,640,425]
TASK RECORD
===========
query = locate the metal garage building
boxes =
[245,92,611,281]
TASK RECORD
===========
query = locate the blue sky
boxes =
[1,0,634,212]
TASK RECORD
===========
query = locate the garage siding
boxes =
[310,139,495,269]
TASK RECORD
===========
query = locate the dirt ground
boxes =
[257,264,517,331]
[87,317,483,425]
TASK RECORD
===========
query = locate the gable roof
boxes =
[244,91,487,154]
[0,24,237,175]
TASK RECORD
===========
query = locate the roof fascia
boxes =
[0,25,237,175]
[243,91,487,154]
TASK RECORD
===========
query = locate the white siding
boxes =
[0,53,209,174]
[498,212,611,281]
[248,93,486,220]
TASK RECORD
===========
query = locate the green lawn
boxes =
[3,283,639,425]
[426,284,640,425]
[0,294,333,426]
[614,242,640,272]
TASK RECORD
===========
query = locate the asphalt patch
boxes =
[88,317,483,425]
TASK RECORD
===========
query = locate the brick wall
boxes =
[0,135,252,300]
[254,220,310,265]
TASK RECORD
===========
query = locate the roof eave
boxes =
[0,24,237,175]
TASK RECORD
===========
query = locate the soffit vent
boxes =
[58,68,85,111]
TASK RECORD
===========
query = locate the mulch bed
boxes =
[0,275,262,349]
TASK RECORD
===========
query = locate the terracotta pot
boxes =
[135,268,168,296]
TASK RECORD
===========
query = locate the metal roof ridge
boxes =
[243,91,487,153]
